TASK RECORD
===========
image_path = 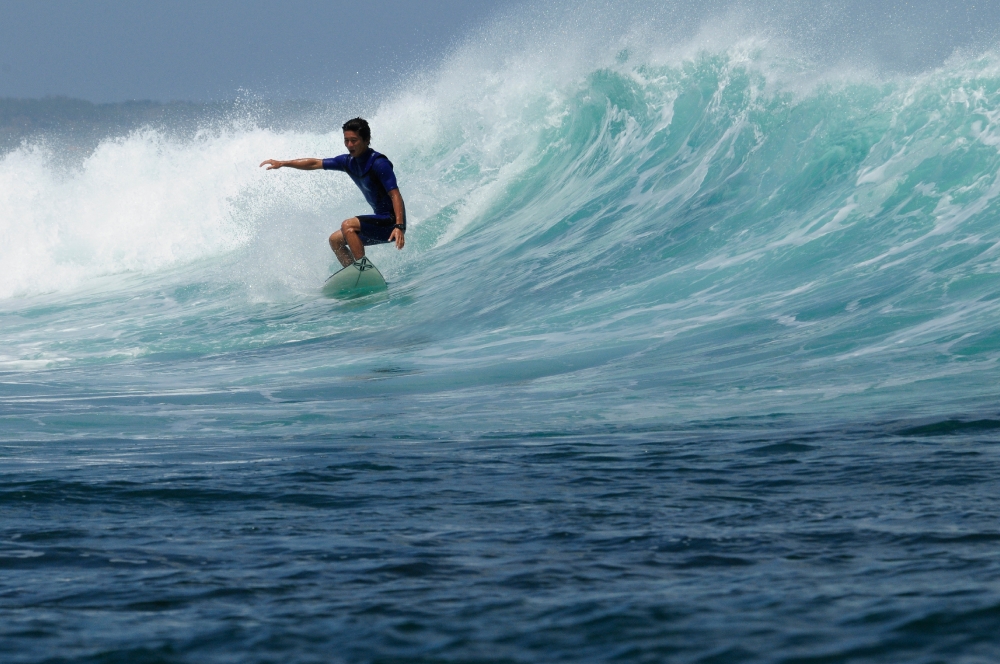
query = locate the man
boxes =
[260,117,405,267]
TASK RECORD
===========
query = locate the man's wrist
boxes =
[393,224,406,233]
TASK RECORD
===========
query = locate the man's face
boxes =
[344,131,368,157]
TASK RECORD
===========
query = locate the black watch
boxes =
[393,224,406,233]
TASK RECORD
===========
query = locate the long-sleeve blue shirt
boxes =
[322,149,399,217]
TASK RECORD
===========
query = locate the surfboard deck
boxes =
[322,256,388,299]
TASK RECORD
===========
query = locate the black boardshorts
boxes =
[357,214,396,245]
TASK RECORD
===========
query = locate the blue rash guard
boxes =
[322,149,399,217]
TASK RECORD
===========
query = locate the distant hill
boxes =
[0,97,342,153]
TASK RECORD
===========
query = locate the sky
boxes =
[0,0,517,103]
[0,0,998,104]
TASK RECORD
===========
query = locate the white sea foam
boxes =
[0,129,251,297]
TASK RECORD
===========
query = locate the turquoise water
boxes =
[4,18,1000,663]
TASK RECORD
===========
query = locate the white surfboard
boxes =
[322,256,388,298]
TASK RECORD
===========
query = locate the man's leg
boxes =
[328,229,354,267]
[328,217,364,267]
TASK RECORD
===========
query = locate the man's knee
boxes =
[341,218,361,235]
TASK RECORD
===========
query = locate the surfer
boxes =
[259,117,405,267]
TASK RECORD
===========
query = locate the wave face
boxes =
[3,17,1000,431]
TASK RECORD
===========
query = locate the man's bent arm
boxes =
[260,158,323,170]
[388,189,406,250]
[389,189,406,227]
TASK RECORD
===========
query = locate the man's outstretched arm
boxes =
[260,158,324,170]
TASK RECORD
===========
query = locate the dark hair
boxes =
[342,117,371,142]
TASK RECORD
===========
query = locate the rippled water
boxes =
[4,3,1000,661]
[5,423,1000,662]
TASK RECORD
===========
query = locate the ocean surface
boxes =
[4,6,1000,662]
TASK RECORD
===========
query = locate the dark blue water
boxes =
[4,421,1000,662]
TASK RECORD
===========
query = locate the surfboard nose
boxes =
[322,257,388,299]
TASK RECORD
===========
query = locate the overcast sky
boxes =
[1,0,998,104]
[0,0,516,103]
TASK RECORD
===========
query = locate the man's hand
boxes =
[259,159,284,170]
[389,227,405,250]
